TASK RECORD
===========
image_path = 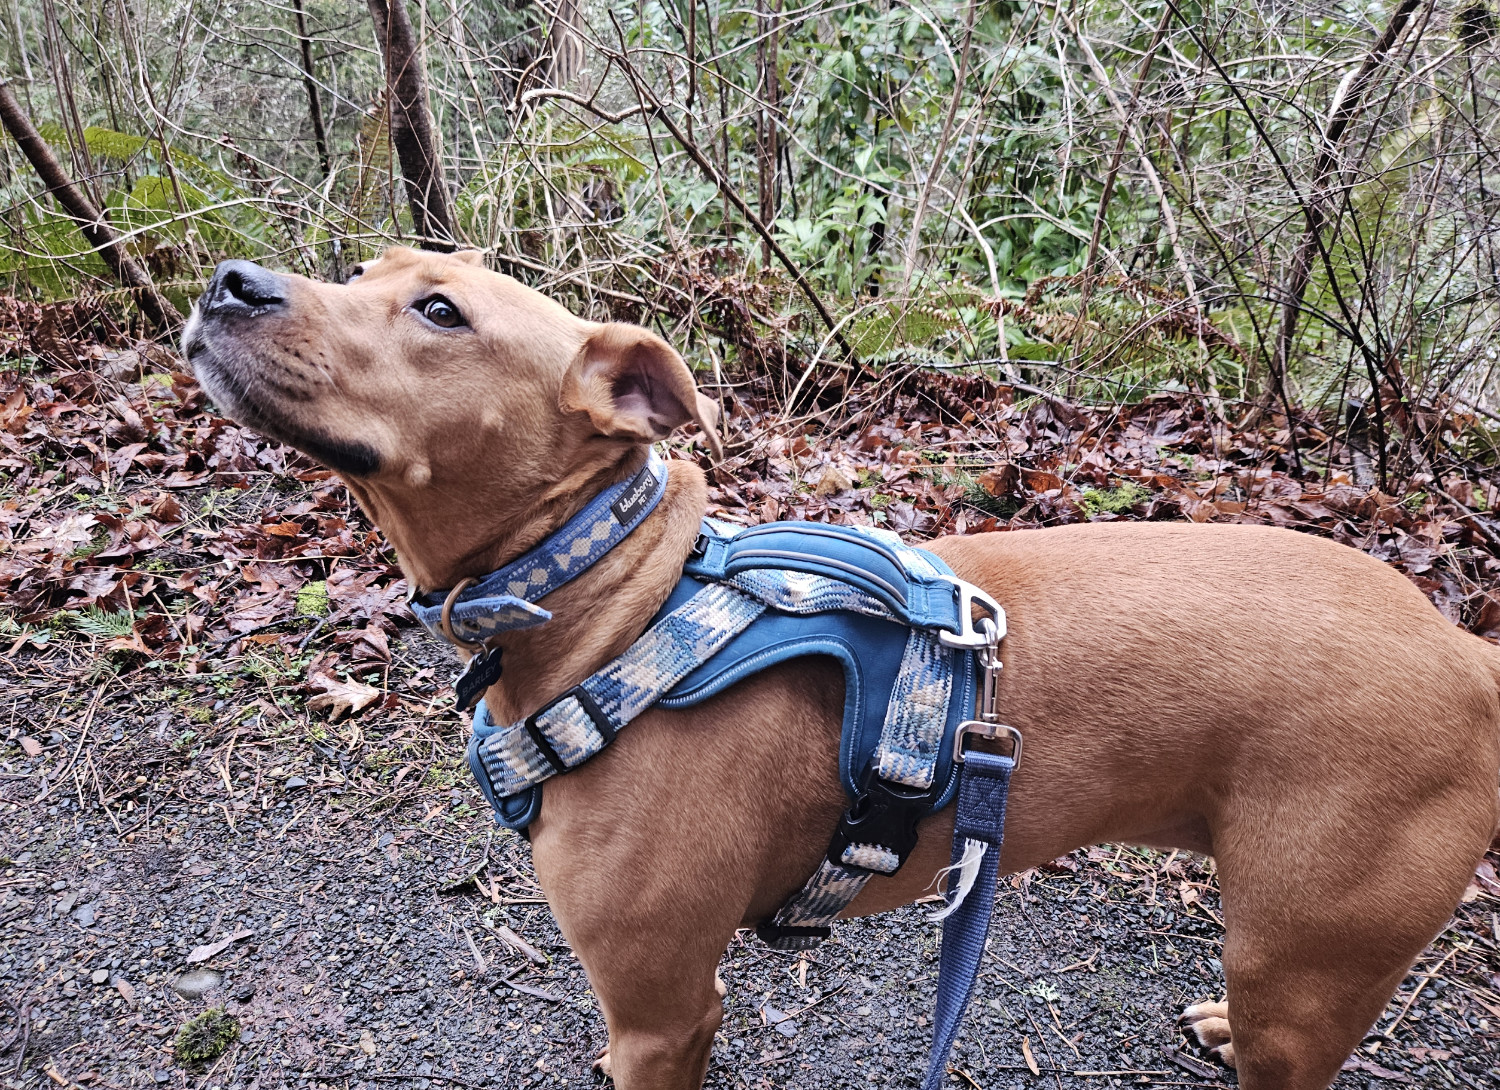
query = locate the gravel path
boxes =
[2,632,1497,1090]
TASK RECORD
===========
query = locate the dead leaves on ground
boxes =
[703,378,1500,637]
[0,315,410,720]
[2,306,1498,730]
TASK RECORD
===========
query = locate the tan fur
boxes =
[187,248,1500,1090]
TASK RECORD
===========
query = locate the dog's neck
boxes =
[349,448,706,715]
[347,451,662,595]
[474,459,709,722]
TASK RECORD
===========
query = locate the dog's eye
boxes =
[417,295,466,329]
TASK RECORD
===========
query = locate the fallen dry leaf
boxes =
[978,464,1018,497]
[1020,1035,1039,1076]
[19,736,42,757]
[306,670,382,719]
[184,927,254,964]
[814,464,853,496]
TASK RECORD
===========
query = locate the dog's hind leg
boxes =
[1198,789,1491,1090]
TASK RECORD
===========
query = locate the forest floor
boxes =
[1,301,1499,1090]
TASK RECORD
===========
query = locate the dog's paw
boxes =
[592,1045,613,1081]
[1180,999,1235,1068]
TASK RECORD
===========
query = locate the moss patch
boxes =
[295,579,329,617]
[174,1007,239,1063]
[1080,481,1148,516]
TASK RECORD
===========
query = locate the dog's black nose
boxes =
[201,260,286,316]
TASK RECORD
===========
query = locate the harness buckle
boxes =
[523,687,617,774]
[952,720,1022,765]
[826,769,934,875]
[937,580,1006,649]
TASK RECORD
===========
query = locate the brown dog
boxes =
[184,246,1500,1090]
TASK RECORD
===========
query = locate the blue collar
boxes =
[409,451,668,645]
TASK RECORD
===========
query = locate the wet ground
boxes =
[2,631,1498,1090]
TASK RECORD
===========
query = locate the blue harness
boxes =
[410,450,1017,1090]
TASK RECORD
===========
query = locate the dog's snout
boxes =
[202,259,286,316]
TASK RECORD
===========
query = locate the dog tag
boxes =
[454,645,503,711]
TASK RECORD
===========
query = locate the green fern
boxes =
[36,122,147,163]
[847,296,967,358]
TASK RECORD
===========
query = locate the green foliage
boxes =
[173,1007,239,1063]
[295,580,330,618]
[70,608,136,639]
[1081,482,1148,516]
[2,0,1495,423]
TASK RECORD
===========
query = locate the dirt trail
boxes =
[2,629,1497,1090]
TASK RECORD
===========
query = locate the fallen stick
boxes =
[0,81,182,333]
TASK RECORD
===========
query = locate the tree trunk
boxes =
[0,80,181,333]
[547,0,584,87]
[366,0,454,250]
[293,0,332,179]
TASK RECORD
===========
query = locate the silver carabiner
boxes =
[952,603,1019,764]
[937,579,1007,650]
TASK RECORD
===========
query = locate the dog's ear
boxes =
[451,249,485,267]
[560,324,723,457]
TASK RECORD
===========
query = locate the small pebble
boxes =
[171,969,222,999]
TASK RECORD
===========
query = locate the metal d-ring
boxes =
[439,577,484,656]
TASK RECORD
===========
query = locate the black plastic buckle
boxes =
[825,767,934,874]
[523,686,616,775]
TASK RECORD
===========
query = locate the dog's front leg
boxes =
[582,928,730,1088]
[532,815,743,1089]
[526,663,848,1088]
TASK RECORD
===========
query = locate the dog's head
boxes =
[184,247,719,582]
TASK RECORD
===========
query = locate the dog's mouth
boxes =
[188,322,382,478]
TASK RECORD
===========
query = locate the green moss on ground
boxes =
[174,1007,239,1063]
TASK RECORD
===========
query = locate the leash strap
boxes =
[409,451,669,644]
[921,749,1014,1090]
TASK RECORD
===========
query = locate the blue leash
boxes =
[921,750,1015,1090]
